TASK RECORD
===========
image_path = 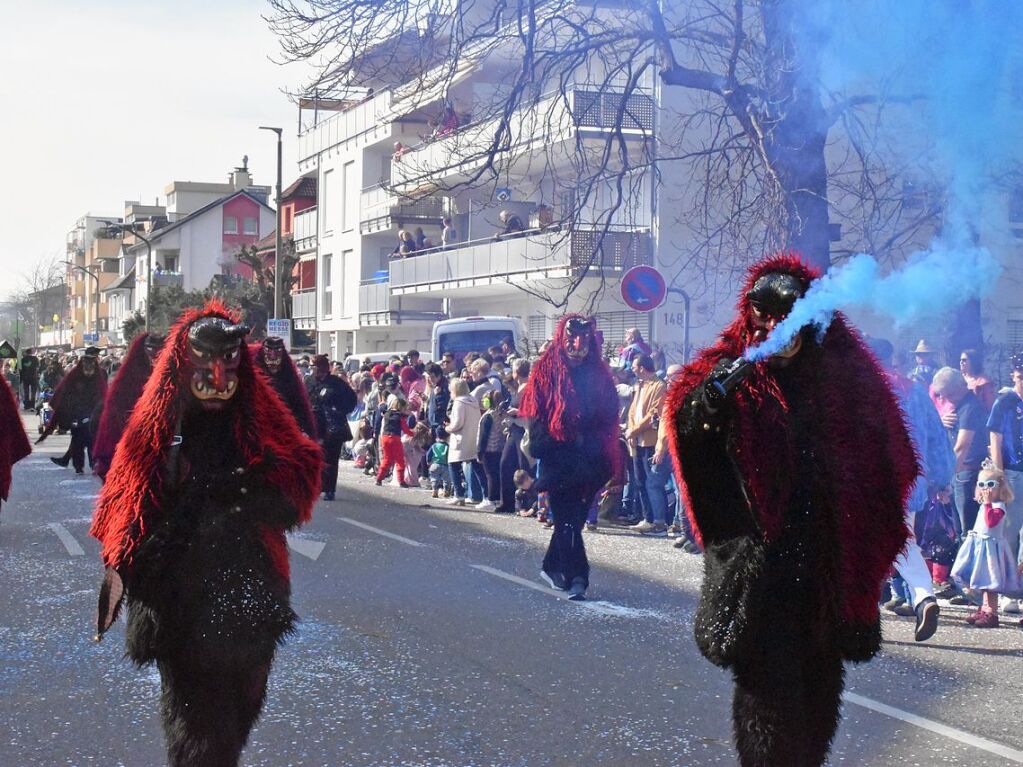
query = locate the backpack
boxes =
[914,499,959,566]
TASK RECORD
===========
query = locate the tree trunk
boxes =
[760,0,832,273]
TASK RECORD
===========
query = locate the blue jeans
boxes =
[449,460,482,502]
[645,451,673,525]
[632,445,655,522]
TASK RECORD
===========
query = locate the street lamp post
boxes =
[100,220,154,332]
[259,125,284,320]
[63,261,101,343]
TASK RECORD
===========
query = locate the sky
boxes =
[0,0,310,299]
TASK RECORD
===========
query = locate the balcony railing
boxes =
[392,87,654,188]
[294,207,317,249]
[292,289,316,319]
[388,228,651,292]
[152,272,183,289]
[358,280,446,325]
[360,186,445,231]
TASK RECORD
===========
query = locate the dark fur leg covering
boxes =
[158,655,271,767]
[732,644,844,767]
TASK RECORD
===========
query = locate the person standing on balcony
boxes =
[397,230,417,257]
[441,217,458,249]
[495,210,525,240]
[414,227,427,250]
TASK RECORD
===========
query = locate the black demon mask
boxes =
[745,272,807,360]
[262,336,286,374]
[144,334,166,365]
[186,317,249,410]
[563,316,595,365]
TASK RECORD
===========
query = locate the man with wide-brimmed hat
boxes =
[908,338,938,385]
[39,346,107,473]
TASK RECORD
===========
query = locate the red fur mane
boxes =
[93,332,155,478]
[1,378,31,501]
[90,300,322,577]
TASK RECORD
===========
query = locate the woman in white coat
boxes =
[445,378,482,507]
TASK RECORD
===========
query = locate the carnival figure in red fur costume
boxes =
[90,301,321,767]
[92,332,164,480]
[666,254,917,766]
[519,314,619,601]
[38,346,107,473]
[251,336,316,437]
[1,375,31,516]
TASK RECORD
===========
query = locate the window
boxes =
[1009,319,1023,348]
[322,169,334,232]
[224,216,239,234]
[284,208,293,234]
[342,161,356,232]
[164,256,177,272]
[322,254,333,317]
[243,217,258,235]
[340,250,352,316]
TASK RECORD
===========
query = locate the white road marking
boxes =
[470,564,655,618]
[844,692,1023,763]
[337,517,426,547]
[286,534,326,561]
[73,494,99,501]
[47,523,85,556]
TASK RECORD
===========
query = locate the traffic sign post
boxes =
[620,266,667,312]
[266,318,292,351]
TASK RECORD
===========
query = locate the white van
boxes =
[431,316,525,363]
[344,350,433,375]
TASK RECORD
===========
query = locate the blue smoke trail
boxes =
[744,2,1019,363]
[744,245,1002,362]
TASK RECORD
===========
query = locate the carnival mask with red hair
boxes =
[186,317,249,409]
[562,316,597,366]
[261,336,286,374]
[738,255,816,362]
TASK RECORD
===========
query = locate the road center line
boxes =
[470,564,645,617]
[844,691,1023,763]
[337,517,425,547]
[47,523,85,556]
[286,534,326,561]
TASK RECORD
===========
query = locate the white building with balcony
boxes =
[294,27,663,359]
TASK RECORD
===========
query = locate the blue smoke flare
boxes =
[744,245,1003,362]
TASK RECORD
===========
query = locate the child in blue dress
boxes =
[951,463,1022,628]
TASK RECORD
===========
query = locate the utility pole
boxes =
[259,126,284,319]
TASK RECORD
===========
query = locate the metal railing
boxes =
[294,207,317,246]
[151,272,183,288]
[388,228,651,290]
[292,289,317,319]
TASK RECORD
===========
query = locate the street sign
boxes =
[266,318,292,351]
[83,333,99,343]
[0,340,16,359]
[620,266,666,312]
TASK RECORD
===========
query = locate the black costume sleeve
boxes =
[674,375,765,668]
[206,464,302,530]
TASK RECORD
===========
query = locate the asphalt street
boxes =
[2,414,1023,767]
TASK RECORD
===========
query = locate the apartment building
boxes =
[65,213,121,347]
[120,167,276,318]
[294,21,660,359]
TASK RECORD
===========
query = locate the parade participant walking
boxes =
[666,255,917,767]
[1,374,31,516]
[306,354,356,501]
[253,336,316,437]
[519,315,619,601]
[90,301,321,767]
[39,347,107,474]
[92,333,164,480]
[19,347,40,409]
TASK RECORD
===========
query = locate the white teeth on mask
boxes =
[227,380,236,392]
[195,381,206,393]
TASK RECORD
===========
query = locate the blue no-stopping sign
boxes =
[620,266,666,312]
